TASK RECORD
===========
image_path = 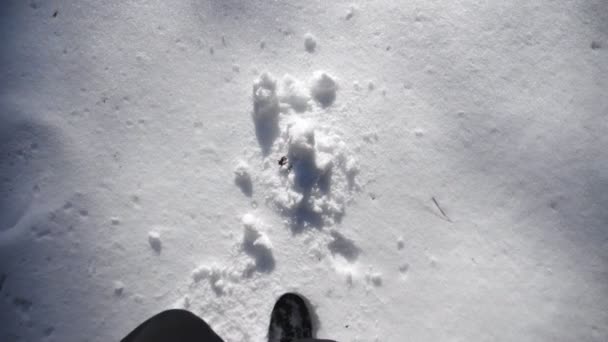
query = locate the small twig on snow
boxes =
[432,196,452,222]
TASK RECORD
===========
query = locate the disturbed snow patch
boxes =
[189,213,274,295]
[268,119,359,228]
[245,71,358,229]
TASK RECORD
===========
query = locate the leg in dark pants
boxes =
[121,309,224,342]
[122,309,336,342]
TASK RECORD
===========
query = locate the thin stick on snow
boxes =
[432,197,452,222]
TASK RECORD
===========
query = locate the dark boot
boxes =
[268,293,336,342]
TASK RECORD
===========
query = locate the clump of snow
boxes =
[241,212,257,229]
[211,277,226,294]
[191,265,212,283]
[234,161,251,182]
[251,232,273,251]
[310,71,337,107]
[191,264,225,295]
[234,161,253,196]
[278,74,310,112]
[252,72,279,120]
[241,213,274,273]
[304,33,317,52]
[148,231,161,253]
[287,118,316,162]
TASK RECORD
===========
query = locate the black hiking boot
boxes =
[268,293,313,342]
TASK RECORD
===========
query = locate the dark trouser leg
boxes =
[121,309,224,342]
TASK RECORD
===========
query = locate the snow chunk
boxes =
[253,233,273,250]
[310,71,337,107]
[241,213,275,273]
[278,74,310,112]
[191,265,212,283]
[304,33,317,52]
[241,212,258,229]
[191,264,225,294]
[287,118,316,161]
[234,160,250,179]
[252,72,279,120]
[148,231,162,253]
[213,278,225,293]
[345,156,359,175]
[234,160,253,196]
[207,267,224,294]
[273,188,304,212]
[315,151,334,174]
[242,214,271,250]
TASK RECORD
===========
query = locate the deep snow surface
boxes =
[0,0,607,341]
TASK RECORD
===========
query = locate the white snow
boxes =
[0,1,606,342]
